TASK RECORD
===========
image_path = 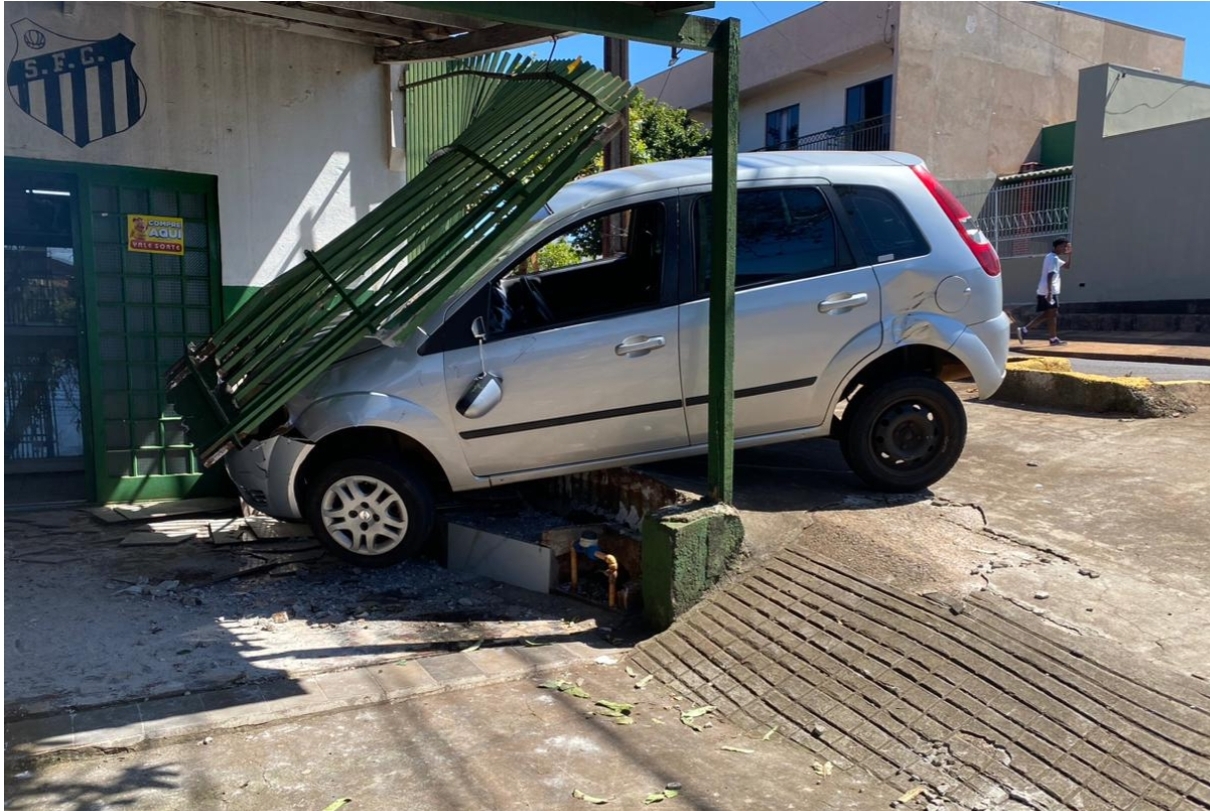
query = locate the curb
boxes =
[4,641,623,766]
[1012,347,1210,367]
[993,360,1198,417]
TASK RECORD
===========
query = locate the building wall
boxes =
[735,47,893,153]
[1099,64,1210,137]
[4,1,404,302]
[893,1,1183,181]
[1070,64,1210,304]
[636,1,895,115]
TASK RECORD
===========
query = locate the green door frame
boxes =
[5,156,224,503]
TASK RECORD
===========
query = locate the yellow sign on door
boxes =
[127,214,185,255]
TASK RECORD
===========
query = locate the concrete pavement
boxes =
[1011,331,1210,367]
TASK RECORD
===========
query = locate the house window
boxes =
[845,75,892,124]
[765,105,800,150]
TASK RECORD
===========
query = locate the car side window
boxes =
[487,202,666,336]
[835,185,929,263]
[695,187,846,294]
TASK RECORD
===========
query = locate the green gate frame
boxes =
[5,157,224,503]
[394,4,742,503]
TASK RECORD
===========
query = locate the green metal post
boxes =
[707,17,739,505]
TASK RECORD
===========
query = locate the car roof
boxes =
[545,151,925,216]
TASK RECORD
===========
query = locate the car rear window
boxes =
[835,185,929,263]
[695,187,851,293]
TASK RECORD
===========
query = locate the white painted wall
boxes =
[3,1,404,289]
[736,48,894,153]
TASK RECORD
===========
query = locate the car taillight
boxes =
[911,164,1001,277]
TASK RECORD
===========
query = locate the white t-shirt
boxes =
[1037,252,1066,297]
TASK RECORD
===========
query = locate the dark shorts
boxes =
[1036,295,1059,312]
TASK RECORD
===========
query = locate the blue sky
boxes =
[520,2,1209,86]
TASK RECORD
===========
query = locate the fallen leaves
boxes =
[539,680,591,699]
[634,674,654,689]
[812,760,834,777]
[642,787,679,804]
[572,789,610,804]
[680,705,716,731]
[321,800,352,811]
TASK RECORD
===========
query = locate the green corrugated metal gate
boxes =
[168,57,634,467]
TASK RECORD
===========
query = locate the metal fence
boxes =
[958,173,1073,257]
[759,114,891,153]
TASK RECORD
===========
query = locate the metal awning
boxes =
[192,2,712,58]
[997,165,1074,183]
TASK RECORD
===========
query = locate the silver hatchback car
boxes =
[226,152,1009,566]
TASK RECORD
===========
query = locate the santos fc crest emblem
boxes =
[7,18,147,148]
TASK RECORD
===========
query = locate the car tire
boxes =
[304,457,434,568]
[840,375,967,493]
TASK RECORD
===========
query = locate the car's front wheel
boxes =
[305,457,434,567]
[840,375,967,493]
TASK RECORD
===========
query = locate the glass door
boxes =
[4,169,89,505]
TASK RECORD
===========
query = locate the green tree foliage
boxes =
[630,91,712,163]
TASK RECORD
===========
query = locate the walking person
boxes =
[1018,238,1072,346]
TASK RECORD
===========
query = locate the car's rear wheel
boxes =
[840,375,967,493]
[305,457,434,567]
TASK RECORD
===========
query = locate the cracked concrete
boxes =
[644,392,1210,681]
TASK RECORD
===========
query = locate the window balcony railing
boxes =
[759,114,891,152]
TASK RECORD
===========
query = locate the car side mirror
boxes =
[457,315,502,419]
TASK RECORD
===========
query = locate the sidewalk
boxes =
[1010,330,1210,366]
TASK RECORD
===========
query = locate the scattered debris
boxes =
[811,760,834,777]
[572,789,610,804]
[1034,591,1050,600]
[92,498,238,524]
[199,736,213,746]
[809,723,826,737]
[720,745,754,754]
[1026,461,1039,467]
[272,611,289,624]
[1078,568,1101,579]
[245,517,312,539]
[643,787,679,804]
[634,674,654,689]
[680,705,715,731]
[539,680,592,699]
[897,786,927,804]
[119,527,198,547]
[763,725,779,741]
[594,655,618,666]
[625,665,639,678]
[462,637,485,653]
[321,800,352,811]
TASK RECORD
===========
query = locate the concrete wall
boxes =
[1069,64,1210,304]
[636,2,895,115]
[1099,64,1210,137]
[3,2,405,292]
[892,1,1184,181]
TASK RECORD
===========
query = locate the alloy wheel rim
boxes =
[320,475,410,556]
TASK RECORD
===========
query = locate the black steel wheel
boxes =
[840,375,967,493]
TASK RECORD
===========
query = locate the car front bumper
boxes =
[224,435,313,520]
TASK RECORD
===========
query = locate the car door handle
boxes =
[615,335,666,357]
[818,292,869,313]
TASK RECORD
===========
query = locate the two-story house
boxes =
[637,1,1183,183]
